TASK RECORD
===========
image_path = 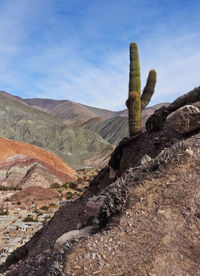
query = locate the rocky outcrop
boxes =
[146,86,200,133]
[167,104,200,134]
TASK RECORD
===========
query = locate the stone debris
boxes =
[54,226,95,252]
[139,154,152,166]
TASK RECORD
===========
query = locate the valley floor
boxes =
[0,168,98,267]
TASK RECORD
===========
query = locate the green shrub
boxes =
[62,183,69,189]
[41,205,49,210]
[50,183,61,189]
[24,215,34,222]
[0,186,8,191]
[68,182,77,189]
[73,187,83,192]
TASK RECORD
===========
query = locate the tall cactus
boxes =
[126,42,157,137]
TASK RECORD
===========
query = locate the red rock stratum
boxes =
[0,137,77,180]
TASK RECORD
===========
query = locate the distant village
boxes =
[0,190,59,264]
[0,168,96,264]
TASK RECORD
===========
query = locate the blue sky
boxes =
[0,0,200,110]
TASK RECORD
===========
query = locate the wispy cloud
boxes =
[0,0,200,110]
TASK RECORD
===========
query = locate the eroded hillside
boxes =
[0,137,77,180]
[0,93,113,168]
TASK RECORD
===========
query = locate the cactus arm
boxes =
[141,69,157,109]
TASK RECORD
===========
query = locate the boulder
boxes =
[167,105,200,134]
[86,195,106,217]
[54,226,95,252]
[140,154,152,166]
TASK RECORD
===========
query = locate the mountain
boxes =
[23,94,169,146]
[84,116,128,145]
[23,96,168,126]
[0,92,113,168]
[84,103,169,145]
[0,137,77,188]
[23,98,116,124]
[0,91,169,167]
[0,154,73,189]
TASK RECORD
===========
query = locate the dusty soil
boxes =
[65,134,200,276]
[10,186,59,204]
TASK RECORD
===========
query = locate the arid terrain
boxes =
[0,88,200,275]
[66,135,200,275]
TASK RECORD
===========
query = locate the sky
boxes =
[0,0,200,110]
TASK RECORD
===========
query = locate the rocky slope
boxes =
[0,92,113,168]
[66,136,200,276]
[0,137,77,189]
[1,89,199,275]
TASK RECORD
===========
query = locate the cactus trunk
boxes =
[128,91,141,136]
[126,42,157,137]
[129,42,141,94]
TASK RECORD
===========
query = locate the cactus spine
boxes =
[126,42,157,137]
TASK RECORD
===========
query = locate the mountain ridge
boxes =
[0,90,169,147]
[0,92,113,168]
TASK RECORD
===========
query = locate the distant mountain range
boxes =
[0,91,169,167]
[0,92,112,168]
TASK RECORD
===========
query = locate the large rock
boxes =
[54,226,95,252]
[86,195,106,217]
[167,105,200,134]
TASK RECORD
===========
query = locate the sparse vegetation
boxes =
[50,183,61,189]
[0,206,9,215]
[49,203,56,208]
[68,182,77,189]
[23,215,35,222]
[5,198,10,202]
[41,205,49,211]
[62,183,69,189]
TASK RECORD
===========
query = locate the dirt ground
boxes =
[65,135,200,276]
